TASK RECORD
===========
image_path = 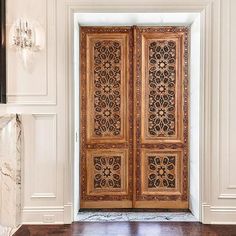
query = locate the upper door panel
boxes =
[141,33,184,144]
[84,30,131,144]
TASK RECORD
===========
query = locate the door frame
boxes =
[65,0,216,224]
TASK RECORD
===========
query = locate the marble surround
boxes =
[76,212,198,222]
[0,115,22,236]
[0,226,17,236]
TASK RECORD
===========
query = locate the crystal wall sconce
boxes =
[9,18,45,69]
[13,20,34,50]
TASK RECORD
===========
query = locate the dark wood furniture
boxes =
[0,0,6,103]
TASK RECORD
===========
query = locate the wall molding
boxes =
[202,204,236,224]
[218,0,236,198]
[64,204,73,224]
[28,114,58,200]
[65,0,214,224]
[218,194,236,199]
[22,206,64,224]
[22,204,72,224]
[31,193,56,199]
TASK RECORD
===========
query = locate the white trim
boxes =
[22,207,64,224]
[64,204,73,224]
[202,204,236,224]
[63,0,234,224]
[67,2,208,223]
[73,12,201,220]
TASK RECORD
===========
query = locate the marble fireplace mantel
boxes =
[0,115,22,235]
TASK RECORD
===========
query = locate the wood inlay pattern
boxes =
[147,155,176,189]
[93,155,122,189]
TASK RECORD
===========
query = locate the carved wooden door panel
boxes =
[80,27,133,208]
[80,26,189,209]
[133,27,189,209]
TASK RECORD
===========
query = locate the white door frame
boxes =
[64,0,217,224]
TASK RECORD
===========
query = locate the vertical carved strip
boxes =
[93,40,122,137]
[148,40,177,137]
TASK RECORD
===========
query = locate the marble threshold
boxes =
[76,212,198,222]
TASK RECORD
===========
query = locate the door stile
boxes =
[132,26,137,208]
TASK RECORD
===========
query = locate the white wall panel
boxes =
[228,0,236,190]
[218,0,236,199]
[23,114,57,201]
[6,0,57,105]
[21,113,65,224]
[31,114,57,199]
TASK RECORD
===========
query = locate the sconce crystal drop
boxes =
[9,18,45,70]
[12,19,38,51]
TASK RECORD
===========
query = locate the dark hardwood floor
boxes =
[13,222,236,236]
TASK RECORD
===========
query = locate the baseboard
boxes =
[64,204,73,224]
[22,205,72,224]
[22,204,236,224]
[202,204,236,224]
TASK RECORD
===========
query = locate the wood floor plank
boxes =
[13,222,236,236]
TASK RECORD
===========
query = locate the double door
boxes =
[80,26,189,209]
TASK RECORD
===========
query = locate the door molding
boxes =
[64,0,218,224]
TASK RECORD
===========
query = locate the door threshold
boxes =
[79,208,190,212]
[76,211,198,222]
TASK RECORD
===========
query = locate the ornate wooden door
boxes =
[133,27,189,208]
[80,27,133,208]
[80,26,189,209]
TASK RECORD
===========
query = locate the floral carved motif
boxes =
[148,40,176,137]
[148,155,176,189]
[93,40,121,136]
[93,156,121,189]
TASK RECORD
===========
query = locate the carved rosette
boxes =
[148,155,176,189]
[93,156,121,189]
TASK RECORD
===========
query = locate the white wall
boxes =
[189,15,201,220]
[73,17,80,220]
[0,0,236,224]
[1,0,68,224]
